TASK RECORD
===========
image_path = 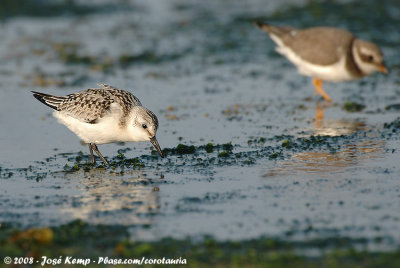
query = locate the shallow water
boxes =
[1,0,400,252]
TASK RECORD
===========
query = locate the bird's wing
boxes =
[35,84,142,124]
[282,27,355,65]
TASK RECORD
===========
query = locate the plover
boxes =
[256,22,388,102]
[32,84,163,165]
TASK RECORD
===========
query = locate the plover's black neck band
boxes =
[346,38,364,78]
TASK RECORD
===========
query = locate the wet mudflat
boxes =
[1,0,400,266]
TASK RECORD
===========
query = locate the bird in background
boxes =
[256,22,388,102]
[32,84,163,165]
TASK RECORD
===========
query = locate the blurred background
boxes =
[0,0,400,266]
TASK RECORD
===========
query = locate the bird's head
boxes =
[353,39,388,76]
[128,106,163,157]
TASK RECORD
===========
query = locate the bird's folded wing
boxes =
[283,27,355,66]
[59,85,142,124]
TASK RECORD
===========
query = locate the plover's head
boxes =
[353,39,388,76]
[128,106,163,157]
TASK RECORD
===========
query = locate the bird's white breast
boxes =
[53,102,131,144]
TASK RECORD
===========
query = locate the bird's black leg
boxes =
[92,143,109,165]
[88,143,96,164]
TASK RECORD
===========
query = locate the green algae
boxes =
[205,143,214,153]
[119,50,187,66]
[269,152,281,159]
[2,122,388,182]
[0,0,100,19]
[162,142,234,157]
[342,102,366,112]
[62,155,145,173]
[273,135,343,152]
[1,220,399,268]
[222,142,233,152]
[383,118,400,131]
[254,0,400,38]
[51,43,114,73]
[385,104,400,111]
[173,144,196,155]
[53,48,188,72]
[50,41,189,74]
[218,151,230,158]
[0,131,375,178]
[281,139,292,149]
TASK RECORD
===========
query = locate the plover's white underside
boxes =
[32,84,163,165]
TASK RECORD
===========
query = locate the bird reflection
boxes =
[264,115,384,177]
[315,101,327,122]
[313,106,367,136]
[272,139,384,176]
[61,169,161,226]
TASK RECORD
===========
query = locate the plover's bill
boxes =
[32,84,163,165]
[256,22,388,102]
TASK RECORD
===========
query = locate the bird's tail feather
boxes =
[255,21,294,37]
[31,91,65,110]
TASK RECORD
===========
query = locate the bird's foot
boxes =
[313,78,331,103]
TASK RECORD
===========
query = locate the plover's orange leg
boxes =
[312,78,331,103]
[315,104,324,122]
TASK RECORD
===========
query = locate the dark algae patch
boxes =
[40,41,187,75]
[342,102,366,112]
[1,132,380,178]
[162,142,233,157]
[281,139,293,149]
[383,118,400,132]
[205,143,214,153]
[274,135,342,152]
[218,151,230,158]
[251,0,400,36]
[163,144,196,155]
[0,0,118,19]
[385,103,400,111]
[119,49,189,66]
[1,221,399,268]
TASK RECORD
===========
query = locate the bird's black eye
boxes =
[367,55,374,62]
[142,124,147,129]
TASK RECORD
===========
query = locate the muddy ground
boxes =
[0,0,400,266]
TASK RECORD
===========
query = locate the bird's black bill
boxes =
[150,136,164,158]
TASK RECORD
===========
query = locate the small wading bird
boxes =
[256,22,388,102]
[32,84,164,165]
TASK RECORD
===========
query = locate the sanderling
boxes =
[256,22,388,102]
[32,84,163,165]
